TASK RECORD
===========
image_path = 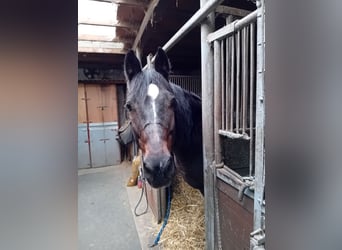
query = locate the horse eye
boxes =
[125,102,133,111]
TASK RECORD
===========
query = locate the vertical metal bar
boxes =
[254,0,265,231]
[200,0,216,248]
[187,76,190,92]
[214,40,222,163]
[242,27,247,134]
[230,33,235,131]
[187,76,189,92]
[201,2,215,178]
[245,25,249,129]
[225,37,229,131]
[249,22,255,177]
[221,40,225,130]
[226,15,233,131]
[236,30,240,133]
[189,77,191,93]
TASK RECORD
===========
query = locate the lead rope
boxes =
[149,186,172,248]
[132,131,149,217]
[134,166,149,217]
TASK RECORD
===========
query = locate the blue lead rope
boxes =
[149,186,172,248]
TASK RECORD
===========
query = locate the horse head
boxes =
[124,48,176,189]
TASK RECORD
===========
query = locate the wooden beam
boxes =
[132,0,160,50]
[78,35,133,45]
[216,5,252,17]
[78,40,127,54]
[78,47,127,54]
[78,21,140,31]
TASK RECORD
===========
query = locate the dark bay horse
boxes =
[123,48,204,194]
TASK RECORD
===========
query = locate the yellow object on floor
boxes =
[127,153,141,187]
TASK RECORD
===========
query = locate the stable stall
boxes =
[78,0,265,249]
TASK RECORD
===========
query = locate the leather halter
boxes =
[143,122,167,130]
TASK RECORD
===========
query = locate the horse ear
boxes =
[155,47,171,80]
[124,50,142,81]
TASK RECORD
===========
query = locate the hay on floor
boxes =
[155,174,205,249]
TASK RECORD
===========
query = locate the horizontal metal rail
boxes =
[207,9,257,42]
[218,129,250,140]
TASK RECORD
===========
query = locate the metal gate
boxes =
[205,1,265,249]
[170,75,201,97]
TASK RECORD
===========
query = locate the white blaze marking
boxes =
[147,83,159,122]
[147,83,159,100]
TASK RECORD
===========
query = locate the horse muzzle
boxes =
[142,153,175,188]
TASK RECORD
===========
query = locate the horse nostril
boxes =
[143,161,153,174]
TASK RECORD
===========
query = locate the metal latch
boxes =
[250,228,265,250]
[238,179,254,201]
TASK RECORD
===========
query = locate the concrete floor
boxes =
[78,162,161,250]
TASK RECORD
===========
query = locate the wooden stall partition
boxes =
[216,176,254,250]
[84,84,103,124]
[78,83,121,168]
[101,84,118,122]
[145,183,166,224]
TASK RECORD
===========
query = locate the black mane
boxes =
[171,84,202,151]
[171,83,203,193]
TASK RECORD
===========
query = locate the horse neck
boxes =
[172,85,202,152]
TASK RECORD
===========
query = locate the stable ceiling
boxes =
[78,0,256,73]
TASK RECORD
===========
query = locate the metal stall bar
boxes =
[230,33,235,131]
[214,40,222,164]
[236,30,240,134]
[207,9,258,137]
[242,27,247,134]
[207,9,258,42]
[221,40,225,130]
[226,15,233,131]
[249,22,255,177]
[213,39,223,250]
[225,36,229,130]
[200,1,219,250]
[253,0,265,236]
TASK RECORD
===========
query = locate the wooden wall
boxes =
[78,83,118,124]
[217,178,254,250]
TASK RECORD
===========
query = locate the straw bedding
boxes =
[155,174,205,249]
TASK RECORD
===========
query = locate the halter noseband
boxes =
[143,122,168,130]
